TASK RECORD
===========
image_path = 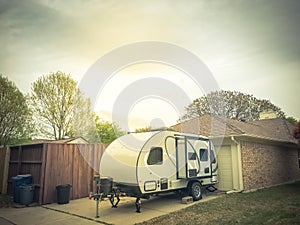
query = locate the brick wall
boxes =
[241,141,300,190]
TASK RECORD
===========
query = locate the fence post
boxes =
[2,147,10,194]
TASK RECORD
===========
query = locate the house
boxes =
[171,115,300,191]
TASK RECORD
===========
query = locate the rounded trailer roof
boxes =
[119,131,161,150]
[100,131,161,183]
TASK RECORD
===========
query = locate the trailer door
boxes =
[176,137,187,179]
[176,136,202,179]
[185,137,202,178]
[176,136,210,179]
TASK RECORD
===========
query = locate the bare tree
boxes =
[181,90,285,121]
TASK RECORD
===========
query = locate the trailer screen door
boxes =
[176,138,186,179]
[176,136,210,179]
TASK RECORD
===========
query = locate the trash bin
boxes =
[56,184,71,204]
[19,185,35,206]
[17,174,32,183]
[12,174,32,203]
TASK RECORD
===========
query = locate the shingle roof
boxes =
[9,137,89,147]
[49,137,89,144]
[171,115,297,144]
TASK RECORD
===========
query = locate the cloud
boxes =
[0,0,182,91]
[0,0,79,84]
[0,0,299,120]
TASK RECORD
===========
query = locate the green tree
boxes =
[95,116,124,144]
[0,75,33,145]
[134,126,173,133]
[135,126,152,133]
[31,71,95,140]
[286,116,298,125]
[181,90,285,121]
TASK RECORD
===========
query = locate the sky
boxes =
[1,0,299,131]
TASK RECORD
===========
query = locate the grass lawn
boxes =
[137,182,300,225]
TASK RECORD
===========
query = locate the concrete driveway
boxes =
[0,191,222,225]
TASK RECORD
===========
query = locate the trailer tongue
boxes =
[89,175,120,218]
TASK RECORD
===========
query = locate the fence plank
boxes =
[0,147,10,194]
[38,144,47,204]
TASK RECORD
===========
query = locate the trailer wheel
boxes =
[189,182,202,201]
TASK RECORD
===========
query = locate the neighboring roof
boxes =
[171,115,298,144]
[49,137,89,144]
[9,137,89,147]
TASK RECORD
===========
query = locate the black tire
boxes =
[189,182,202,201]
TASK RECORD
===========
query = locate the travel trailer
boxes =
[98,130,218,212]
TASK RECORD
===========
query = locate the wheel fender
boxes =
[187,180,201,190]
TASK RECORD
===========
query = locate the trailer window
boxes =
[188,152,197,160]
[147,147,163,165]
[210,150,216,163]
[200,148,208,161]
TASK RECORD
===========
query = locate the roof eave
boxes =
[210,134,299,147]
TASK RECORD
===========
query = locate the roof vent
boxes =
[259,110,277,120]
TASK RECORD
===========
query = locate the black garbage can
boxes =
[12,176,22,203]
[19,185,35,206]
[56,184,71,204]
[12,174,32,203]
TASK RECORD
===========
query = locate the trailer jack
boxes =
[89,192,103,218]
[109,188,120,208]
[135,197,141,213]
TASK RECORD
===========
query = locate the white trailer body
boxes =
[100,130,218,200]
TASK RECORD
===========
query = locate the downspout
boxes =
[231,136,244,191]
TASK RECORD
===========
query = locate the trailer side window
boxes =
[147,147,163,165]
[188,152,197,160]
[210,150,216,163]
[200,148,208,161]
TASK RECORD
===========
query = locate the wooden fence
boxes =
[7,143,105,204]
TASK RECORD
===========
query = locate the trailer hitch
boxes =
[89,175,121,218]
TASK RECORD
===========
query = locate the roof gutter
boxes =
[210,134,299,148]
